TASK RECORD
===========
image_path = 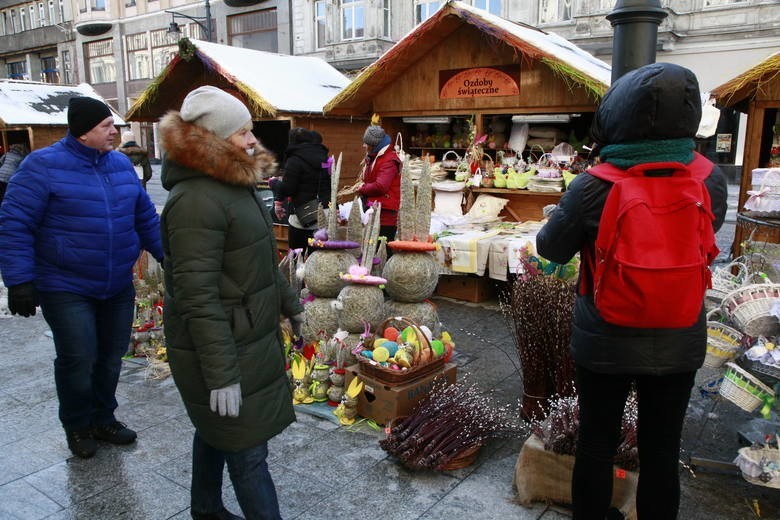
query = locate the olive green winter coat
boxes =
[159,112,303,452]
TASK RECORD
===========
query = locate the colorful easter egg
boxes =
[373,346,390,363]
[383,341,398,357]
[361,350,373,359]
[383,327,399,342]
[431,339,445,357]
[373,337,388,349]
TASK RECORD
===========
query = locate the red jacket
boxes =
[359,145,401,226]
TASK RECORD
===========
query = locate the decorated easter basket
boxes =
[441,150,461,171]
[719,362,775,413]
[357,316,445,385]
[704,312,744,368]
[720,284,780,337]
[734,445,780,489]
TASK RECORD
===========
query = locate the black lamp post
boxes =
[166,0,212,42]
[606,0,668,82]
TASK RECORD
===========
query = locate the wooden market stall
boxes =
[712,52,780,260]
[125,38,368,252]
[0,79,126,151]
[324,0,611,223]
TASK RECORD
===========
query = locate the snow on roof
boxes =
[0,80,126,127]
[326,0,611,114]
[190,39,350,114]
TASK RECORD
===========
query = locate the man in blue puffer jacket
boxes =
[0,96,164,459]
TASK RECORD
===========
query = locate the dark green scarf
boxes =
[599,138,695,168]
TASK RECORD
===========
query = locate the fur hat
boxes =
[67,96,113,137]
[180,86,252,140]
[121,131,135,145]
[363,125,386,148]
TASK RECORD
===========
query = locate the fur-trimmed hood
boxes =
[159,111,277,190]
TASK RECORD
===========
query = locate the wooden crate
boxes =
[273,223,289,254]
[435,274,495,303]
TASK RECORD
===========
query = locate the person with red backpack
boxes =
[536,63,728,520]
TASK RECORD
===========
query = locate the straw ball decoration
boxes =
[335,285,385,333]
[304,250,357,297]
[384,300,440,337]
[302,297,339,341]
[382,251,439,302]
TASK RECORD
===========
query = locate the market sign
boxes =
[439,66,520,99]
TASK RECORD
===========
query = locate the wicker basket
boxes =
[720,283,780,337]
[704,322,744,368]
[719,362,775,413]
[734,445,780,489]
[706,261,748,304]
[441,150,461,171]
[357,316,443,385]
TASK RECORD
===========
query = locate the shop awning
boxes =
[324,0,611,116]
[126,38,350,121]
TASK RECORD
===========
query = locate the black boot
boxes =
[191,507,244,520]
[66,429,98,458]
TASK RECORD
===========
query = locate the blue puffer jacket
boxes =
[0,133,164,298]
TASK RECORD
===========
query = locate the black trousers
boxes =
[572,365,695,520]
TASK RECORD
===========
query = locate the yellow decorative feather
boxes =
[370,113,381,126]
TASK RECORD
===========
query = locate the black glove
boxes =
[8,282,38,317]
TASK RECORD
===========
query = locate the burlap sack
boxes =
[513,434,638,519]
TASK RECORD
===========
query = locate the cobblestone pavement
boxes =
[1,173,777,519]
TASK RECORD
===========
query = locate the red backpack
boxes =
[586,152,719,328]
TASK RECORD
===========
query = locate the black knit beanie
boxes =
[68,96,113,137]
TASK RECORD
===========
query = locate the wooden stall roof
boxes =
[126,38,351,122]
[0,79,126,127]
[711,52,780,113]
[324,0,611,116]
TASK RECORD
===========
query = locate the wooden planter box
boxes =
[513,434,638,519]
[435,274,494,303]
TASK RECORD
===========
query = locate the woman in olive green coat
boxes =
[160,86,304,520]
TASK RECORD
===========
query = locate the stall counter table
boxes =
[466,188,563,222]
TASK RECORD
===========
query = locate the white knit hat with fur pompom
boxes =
[179,86,252,140]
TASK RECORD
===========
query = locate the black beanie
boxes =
[68,96,113,137]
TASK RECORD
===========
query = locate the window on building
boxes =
[187,20,214,41]
[9,9,17,33]
[340,0,363,40]
[472,0,501,16]
[29,5,37,29]
[539,0,572,24]
[38,3,46,26]
[19,7,26,31]
[704,0,745,5]
[1,11,8,35]
[150,28,179,75]
[8,61,28,80]
[61,49,72,83]
[228,8,277,52]
[59,0,66,21]
[85,39,115,83]
[382,0,390,38]
[126,0,136,6]
[48,0,56,24]
[126,32,150,80]
[314,0,327,49]
[93,0,105,11]
[415,1,440,24]
[41,55,58,83]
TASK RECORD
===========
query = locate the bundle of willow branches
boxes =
[530,392,640,471]
[380,376,525,471]
[499,260,576,420]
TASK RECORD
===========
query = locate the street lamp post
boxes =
[606,0,668,82]
[166,0,212,42]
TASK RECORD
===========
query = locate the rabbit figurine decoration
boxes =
[333,377,364,426]
[291,356,314,405]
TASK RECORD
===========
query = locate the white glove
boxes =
[290,313,304,338]
[209,383,242,417]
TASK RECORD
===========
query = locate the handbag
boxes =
[294,198,320,227]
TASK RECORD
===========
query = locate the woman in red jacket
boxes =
[358,123,401,242]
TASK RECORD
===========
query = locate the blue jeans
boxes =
[572,365,696,520]
[39,285,135,431]
[191,433,281,520]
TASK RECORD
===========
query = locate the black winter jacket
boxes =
[536,63,729,375]
[275,142,331,209]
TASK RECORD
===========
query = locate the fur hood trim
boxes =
[159,111,277,187]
